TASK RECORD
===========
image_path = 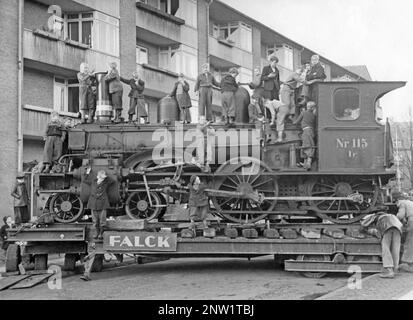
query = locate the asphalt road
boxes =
[0,256,350,300]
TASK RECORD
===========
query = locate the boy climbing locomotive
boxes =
[188,175,209,231]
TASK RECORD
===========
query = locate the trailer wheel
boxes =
[63,254,78,271]
[5,244,21,272]
[49,193,84,223]
[91,254,104,272]
[296,254,330,278]
[34,254,48,270]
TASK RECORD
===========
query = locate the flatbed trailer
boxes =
[4,220,383,279]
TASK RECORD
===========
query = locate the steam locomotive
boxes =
[32,75,405,225]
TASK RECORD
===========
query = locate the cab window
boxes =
[333,88,360,120]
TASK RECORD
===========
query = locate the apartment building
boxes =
[0,0,365,218]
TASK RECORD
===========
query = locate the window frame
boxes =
[136,45,149,65]
[64,12,94,46]
[332,87,361,121]
[53,77,80,115]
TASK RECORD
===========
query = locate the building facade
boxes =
[0,0,365,219]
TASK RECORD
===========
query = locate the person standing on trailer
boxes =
[261,54,281,101]
[220,67,239,125]
[194,63,220,122]
[104,62,123,123]
[170,73,192,124]
[11,173,30,225]
[293,101,317,169]
[361,211,403,279]
[42,111,66,173]
[188,175,209,231]
[77,62,96,123]
[120,71,148,124]
[83,168,115,240]
[248,94,265,124]
[280,67,305,117]
[393,192,413,273]
[0,216,13,254]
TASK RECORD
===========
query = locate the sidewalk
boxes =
[318,272,413,300]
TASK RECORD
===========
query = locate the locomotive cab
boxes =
[314,81,405,173]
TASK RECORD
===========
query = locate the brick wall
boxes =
[0,0,19,219]
[24,0,49,31]
[23,68,54,108]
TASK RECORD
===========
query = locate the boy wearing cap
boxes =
[120,71,148,124]
[248,95,265,124]
[220,67,239,125]
[170,73,192,124]
[194,63,220,122]
[11,173,30,225]
[188,175,209,230]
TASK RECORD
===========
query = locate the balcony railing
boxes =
[140,64,179,98]
[136,3,183,45]
[208,36,253,69]
[24,29,120,73]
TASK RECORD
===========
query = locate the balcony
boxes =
[23,29,120,75]
[140,64,179,98]
[208,36,252,69]
[136,2,183,46]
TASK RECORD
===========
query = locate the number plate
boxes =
[103,231,177,252]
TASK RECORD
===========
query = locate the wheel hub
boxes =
[137,200,149,211]
[61,200,73,212]
[237,182,254,195]
[334,182,352,197]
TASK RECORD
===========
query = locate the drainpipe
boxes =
[206,0,213,65]
[17,0,24,172]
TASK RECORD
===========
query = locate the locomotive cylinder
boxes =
[158,96,179,124]
[95,72,113,123]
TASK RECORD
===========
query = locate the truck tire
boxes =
[91,254,104,272]
[34,254,48,270]
[5,244,21,272]
[63,254,78,271]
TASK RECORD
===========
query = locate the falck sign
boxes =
[103,231,177,252]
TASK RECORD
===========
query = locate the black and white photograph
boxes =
[0,0,413,308]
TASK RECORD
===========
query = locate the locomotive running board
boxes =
[284,260,382,273]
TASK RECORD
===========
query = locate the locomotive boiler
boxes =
[32,79,406,226]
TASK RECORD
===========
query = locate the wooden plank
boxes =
[106,219,147,231]
[9,274,53,289]
[0,275,31,291]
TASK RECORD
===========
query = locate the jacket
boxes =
[77,72,94,88]
[0,224,9,250]
[294,110,316,129]
[220,74,238,92]
[45,120,66,137]
[261,65,280,93]
[104,69,123,93]
[120,77,145,98]
[84,174,116,211]
[376,213,403,238]
[194,72,220,91]
[170,80,192,108]
[306,63,326,81]
[11,181,29,207]
[188,182,209,207]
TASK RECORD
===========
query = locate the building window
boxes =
[136,46,149,65]
[54,78,79,114]
[214,22,252,52]
[175,0,197,27]
[159,45,197,79]
[333,88,360,120]
[66,12,93,45]
[138,0,148,3]
[158,0,179,15]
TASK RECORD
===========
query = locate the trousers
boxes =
[402,230,413,264]
[92,209,107,229]
[198,87,213,121]
[189,205,209,221]
[381,227,401,269]
[301,127,315,158]
[110,91,123,110]
[43,136,63,164]
[128,97,147,117]
[14,206,30,224]
[221,91,236,118]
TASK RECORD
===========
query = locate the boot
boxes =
[114,110,122,123]
[98,228,104,240]
[276,131,283,143]
[379,267,394,278]
[81,110,87,124]
[304,157,312,170]
[93,227,99,240]
[88,109,95,123]
[43,164,51,174]
[128,114,133,123]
